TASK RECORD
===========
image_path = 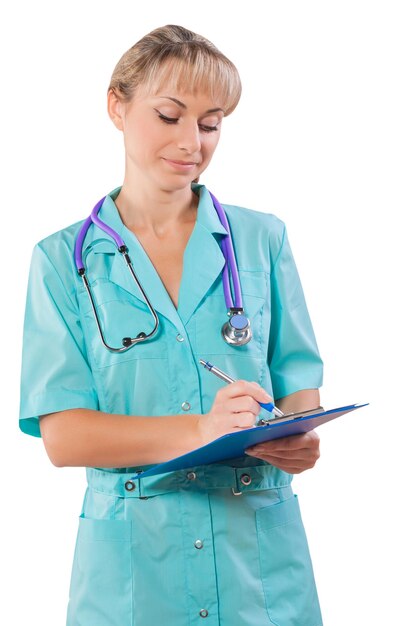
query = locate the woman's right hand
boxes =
[197,380,274,445]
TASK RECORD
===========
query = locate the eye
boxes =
[199,124,219,133]
[157,113,178,124]
[156,112,219,133]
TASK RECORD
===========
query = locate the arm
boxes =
[39,409,202,468]
[254,221,323,474]
[276,388,321,414]
[40,380,273,468]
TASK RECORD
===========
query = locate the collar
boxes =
[91,182,228,239]
[80,183,228,330]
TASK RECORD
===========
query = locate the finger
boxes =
[247,444,320,463]
[247,452,318,473]
[225,395,261,416]
[250,431,320,453]
[246,436,320,461]
[233,411,258,428]
[248,441,319,456]
[222,411,257,429]
[223,380,273,404]
[246,448,319,463]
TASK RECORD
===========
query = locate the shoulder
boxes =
[29,219,85,293]
[221,201,287,268]
[222,201,285,231]
[35,219,84,259]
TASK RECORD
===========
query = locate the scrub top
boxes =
[20,183,324,626]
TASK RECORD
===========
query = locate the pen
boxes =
[199,359,285,419]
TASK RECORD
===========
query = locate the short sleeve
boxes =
[19,244,98,437]
[267,224,323,399]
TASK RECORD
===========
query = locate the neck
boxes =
[114,171,199,233]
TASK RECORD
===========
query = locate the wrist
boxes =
[189,413,206,449]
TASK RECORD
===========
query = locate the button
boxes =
[124,480,136,492]
[194,539,203,549]
[181,401,191,411]
[187,471,197,481]
[176,334,185,342]
[240,473,252,486]
[199,609,209,618]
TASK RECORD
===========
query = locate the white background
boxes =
[1,1,416,624]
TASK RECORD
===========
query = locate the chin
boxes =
[153,163,203,191]
[157,177,196,193]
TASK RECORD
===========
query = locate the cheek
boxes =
[210,130,221,148]
[201,132,221,160]
[123,120,162,161]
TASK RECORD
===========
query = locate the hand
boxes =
[198,380,273,446]
[246,430,320,474]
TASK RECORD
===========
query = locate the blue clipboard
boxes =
[132,403,368,479]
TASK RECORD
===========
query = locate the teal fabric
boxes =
[19,183,323,625]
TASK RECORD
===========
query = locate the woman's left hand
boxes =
[246,430,320,474]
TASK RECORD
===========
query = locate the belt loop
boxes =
[231,468,242,496]
[136,471,149,500]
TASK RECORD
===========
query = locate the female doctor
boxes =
[20,24,324,626]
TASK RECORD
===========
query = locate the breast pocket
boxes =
[195,270,268,358]
[78,278,167,368]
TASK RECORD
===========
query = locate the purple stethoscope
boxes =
[74,190,252,353]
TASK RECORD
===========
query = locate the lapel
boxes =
[178,184,228,325]
[82,184,228,330]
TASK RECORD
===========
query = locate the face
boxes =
[108,84,224,190]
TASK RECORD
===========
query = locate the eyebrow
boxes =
[157,96,224,114]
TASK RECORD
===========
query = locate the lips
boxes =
[165,158,196,165]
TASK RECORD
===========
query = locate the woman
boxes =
[20,25,324,626]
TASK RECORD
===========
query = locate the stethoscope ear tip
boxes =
[122,332,147,347]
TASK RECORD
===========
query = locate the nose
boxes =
[177,120,201,154]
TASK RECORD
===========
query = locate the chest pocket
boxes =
[195,270,268,358]
[78,252,168,369]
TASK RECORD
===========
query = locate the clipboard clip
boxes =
[257,406,324,426]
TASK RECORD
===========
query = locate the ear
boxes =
[107,89,125,131]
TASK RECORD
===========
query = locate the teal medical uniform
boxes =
[20,183,324,626]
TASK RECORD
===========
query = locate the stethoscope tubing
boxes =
[75,190,243,309]
[208,191,242,309]
[74,188,250,351]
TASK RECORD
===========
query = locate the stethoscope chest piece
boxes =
[221,309,252,346]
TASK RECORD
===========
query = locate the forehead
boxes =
[135,58,229,111]
[130,87,225,115]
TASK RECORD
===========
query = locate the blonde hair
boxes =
[108,24,242,116]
